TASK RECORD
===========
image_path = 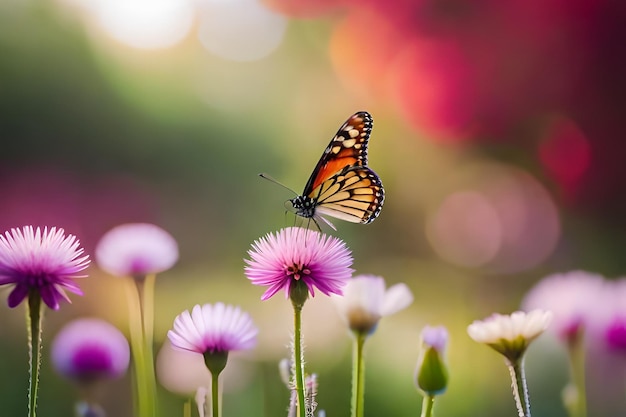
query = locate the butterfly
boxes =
[277,111,385,230]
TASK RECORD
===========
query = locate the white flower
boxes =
[467,310,552,362]
[331,275,413,334]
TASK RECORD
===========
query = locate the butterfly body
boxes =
[290,111,384,227]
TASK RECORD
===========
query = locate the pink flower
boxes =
[0,226,90,310]
[51,318,130,383]
[522,270,605,344]
[244,227,353,300]
[586,278,626,353]
[168,303,258,354]
[95,223,178,277]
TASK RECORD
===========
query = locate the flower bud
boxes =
[415,325,449,396]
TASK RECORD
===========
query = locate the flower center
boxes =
[285,263,311,280]
[26,272,52,287]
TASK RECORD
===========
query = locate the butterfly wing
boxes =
[312,166,384,224]
[302,111,373,195]
[300,111,384,224]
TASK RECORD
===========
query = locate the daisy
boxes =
[522,270,604,344]
[0,226,89,310]
[244,227,353,302]
[95,223,178,278]
[168,303,258,356]
[468,310,552,417]
[468,310,552,363]
[95,223,178,417]
[0,225,89,417]
[168,303,257,417]
[331,274,413,334]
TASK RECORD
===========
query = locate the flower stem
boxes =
[141,274,158,415]
[211,372,221,417]
[293,304,306,417]
[507,358,531,417]
[27,292,44,417]
[125,278,153,417]
[351,331,367,417]
[420,395,435,417]
[565,339,587,417]
[183,398,191,417]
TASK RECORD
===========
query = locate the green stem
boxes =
[211,372,220,417]
[507,359,531,417]
[27,292,44,417]
[566,339,587,417]
[420,395,435,417]
[183,398,191,417]
[141,275,158,416]
[125,278,152,417]
[351,331,367,417]
[293,304,306,417]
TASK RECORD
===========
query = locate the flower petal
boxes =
[380,283,414,316]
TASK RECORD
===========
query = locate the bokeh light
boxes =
[262,0,344,18]
[329,8,404,100]
[426,164,561,273]
[426,191,502,268]
[79,0,195,50]
[539,116,591,197]
[389,39,479,141]
[197,0,288,62]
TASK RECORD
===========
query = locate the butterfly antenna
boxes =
[258,173,299,197]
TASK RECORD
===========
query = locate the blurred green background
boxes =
[1,0,625,416]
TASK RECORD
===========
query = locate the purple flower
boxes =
[0,226,90,310]
[522,270,605,344]
[244,227,353,300]
[421,325,449,353]
[51,318,130,383]
[586,278,626,352]
[95,223,178,277]
[168,303,258,355]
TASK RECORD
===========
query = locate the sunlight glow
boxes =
[88,0,194,49]
[197,0,288,62]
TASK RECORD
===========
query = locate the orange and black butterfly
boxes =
[263,111,384,230]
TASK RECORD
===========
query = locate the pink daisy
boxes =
[244,227,353,300]
[95,223,178,278]
[168,303,258,354]
[522,270,605,344]
[0,226,90,310]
